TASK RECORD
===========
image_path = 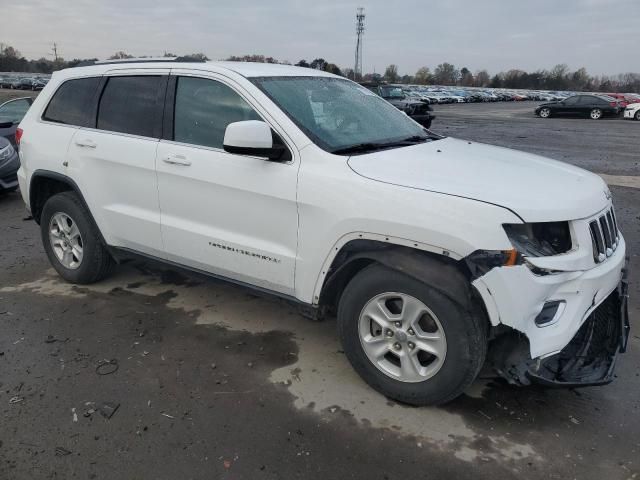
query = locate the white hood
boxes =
[347,137,609,222]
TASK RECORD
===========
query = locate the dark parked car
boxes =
[0,136,19,192]
[0,97,33,145]
[17,78,35,90]
[360,83,435,128]
[31,77,49,90]
[3,78,22,89]
[535,94,620,120]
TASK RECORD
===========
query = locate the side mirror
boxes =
[223,120,287,161]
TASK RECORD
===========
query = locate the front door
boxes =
[156,74,299,295]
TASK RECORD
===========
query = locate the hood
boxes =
[347,137,609,222]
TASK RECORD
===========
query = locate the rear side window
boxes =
[173,76,261,149]
[97,76,162,138]
[42,77,100,126]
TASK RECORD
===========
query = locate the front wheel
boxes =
[538,107,551,118]
[337,264,487,406]
[635,110,640,121]
[41,192,114,284]
[590,108,603,120]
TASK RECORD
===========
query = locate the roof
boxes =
[213,62,336,78]
[58,60,338,80]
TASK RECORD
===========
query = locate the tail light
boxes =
[15,127,23,146]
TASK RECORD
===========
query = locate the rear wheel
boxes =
[41,192,114,284]
[337,264,487,406]
[590,108,603,120]
[539,107,551,118]
[635,110,640,121]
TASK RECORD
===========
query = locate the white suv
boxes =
[16,60,630,405]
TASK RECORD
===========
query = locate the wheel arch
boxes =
[317,238,477,315]
[29,170,108,246]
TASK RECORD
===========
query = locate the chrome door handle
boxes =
[75,139,97,148]
[162,155,191,166]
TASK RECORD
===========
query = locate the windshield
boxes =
[251,76,428,153]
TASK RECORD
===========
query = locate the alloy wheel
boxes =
[590,109,603,120]
[49,212,84,269]
[539,108,551,118]
[358,292,447,383]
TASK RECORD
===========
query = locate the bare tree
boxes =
[474,70,490,87]
[433,63,459,85]
[109,51,134,60]
[384,64,399,83]
[414,67,432,84]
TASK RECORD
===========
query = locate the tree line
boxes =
[1,43,638,92]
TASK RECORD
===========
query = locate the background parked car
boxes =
[31,77,48,90]
[4,78,22,89]
[0,135,19,193]
[361,83,435,128]
[623,102,640,121]
[0,97,34,145]
[17,78,35,90]
[535,94,620,119]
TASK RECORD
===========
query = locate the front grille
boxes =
[589,207,619,263]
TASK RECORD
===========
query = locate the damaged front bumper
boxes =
[520,272,628,387]
[472,231,630,387]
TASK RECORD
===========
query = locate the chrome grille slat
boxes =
[589,206,619,264]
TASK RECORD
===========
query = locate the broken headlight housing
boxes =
[465,222,572,279]
[503,222,572,257]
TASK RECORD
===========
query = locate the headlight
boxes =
[0,144,15,162]
[503,222,572,257]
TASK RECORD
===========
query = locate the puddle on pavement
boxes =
[1,264,539,464]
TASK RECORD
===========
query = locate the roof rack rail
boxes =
[78,56,207,67]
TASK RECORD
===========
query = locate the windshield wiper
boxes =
[331,136,429,155]
[331,143,391,155]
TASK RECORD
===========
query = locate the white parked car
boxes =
[623,102,640,120]
[16,60,629,405]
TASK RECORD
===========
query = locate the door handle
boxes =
[162,154,191,166]
[75,139,97,148]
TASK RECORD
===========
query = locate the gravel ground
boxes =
[0,101,638,480]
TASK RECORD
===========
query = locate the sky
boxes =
[3,0,639,76]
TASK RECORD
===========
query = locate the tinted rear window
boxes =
[42,77,100,127]
[97,76,162,138]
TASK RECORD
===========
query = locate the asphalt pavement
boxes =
[0,101,638,479]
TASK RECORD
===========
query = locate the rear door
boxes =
[155,72,299,295]
[66,70,168,256]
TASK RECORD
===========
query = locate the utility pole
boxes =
[51,43,59,61]
[354,7,365,81]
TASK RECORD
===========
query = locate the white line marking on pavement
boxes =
[599,174,640,189]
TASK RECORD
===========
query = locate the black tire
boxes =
[40,191,114,284]
[589,108,603,120]
[635,110,640,121]
[538,107,551,118]
[337,263,487,406]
